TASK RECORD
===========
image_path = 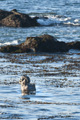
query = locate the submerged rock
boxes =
[0,9,39,27]
[0,34,69,53]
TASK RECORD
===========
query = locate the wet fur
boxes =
[19,75,36,94]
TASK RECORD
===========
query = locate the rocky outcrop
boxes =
[0,9,12,21]
[67,41,80,50]
[22,34,69,52]
[0,44,31,53]
[0,34,69,53]
[0,9,39,27]
[1,34,80,53]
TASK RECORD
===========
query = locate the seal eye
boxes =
[22,78,25,81]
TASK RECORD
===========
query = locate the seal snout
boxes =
[19,75,30,84]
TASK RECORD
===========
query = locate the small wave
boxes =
[37,16,63,26]
[37,18,62,26]
[0,40,19,46]
[37,15,80,26]
[64,22,80,26]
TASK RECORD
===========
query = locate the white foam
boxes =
[74,19,79,22]
[64,22,80,26]
[60,17,71,21]
[37,15,72,26]
[37,17,62,26]
[0,40,19,46]
[37,15,80,26]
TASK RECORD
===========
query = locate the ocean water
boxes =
[0,0,80,120]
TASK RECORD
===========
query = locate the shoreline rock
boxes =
[67,41,80,50]
[0,34,80,54]
[0,9,40,27]
[0,34,69,53]
[22,34,69,53]
[0,9,12,21]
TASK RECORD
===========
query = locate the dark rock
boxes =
[0,9,39,27]
[0,9,12,21]
[11,9,18,12]
[67,41,80,50]
[0,45,31,53]
[1,14,22,27]
[32,16,39,22]
[22,34,69,53]
[0,34,69,53]
[0,34,80,53]
[0,45,19,53]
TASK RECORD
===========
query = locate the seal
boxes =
[19,75,36,94]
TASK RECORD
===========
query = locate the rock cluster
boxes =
[22,34,68,53]
[67,41,80,50]
[0,9,39,27]
[0,34,69,53]
[0,34,80,53]
[0,9,80,53]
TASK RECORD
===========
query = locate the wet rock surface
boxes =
[67,41,80,50]
[0,9,39,27]
[22,34,69,53]
[1,34,80,54]
[0,9,12,21]
[0,34,69,53]
[0,45,31,53]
